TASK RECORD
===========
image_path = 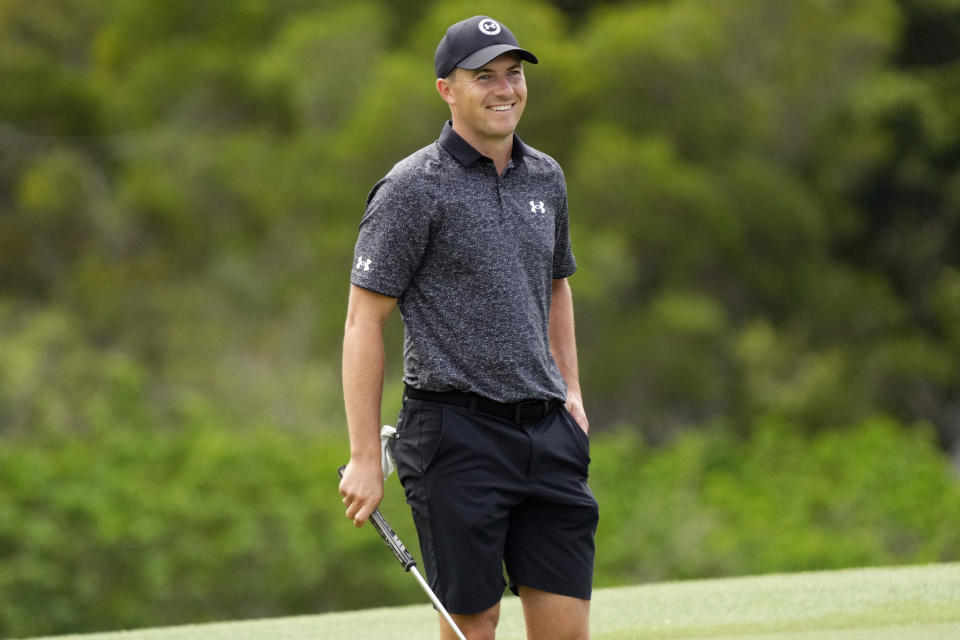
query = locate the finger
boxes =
[574,411,589,433]
[345,499,360,521]
[353,504,374,528]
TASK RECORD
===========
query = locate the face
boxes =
[437,53,527,143]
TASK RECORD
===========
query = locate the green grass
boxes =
[26,563,960,640]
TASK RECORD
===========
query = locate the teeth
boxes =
[489,105,512,111]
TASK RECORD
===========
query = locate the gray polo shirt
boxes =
[351,121,576,403]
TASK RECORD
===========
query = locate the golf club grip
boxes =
[338,465,417,572]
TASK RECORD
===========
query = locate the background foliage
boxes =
[1,0,959,637]
[2,418,959,638]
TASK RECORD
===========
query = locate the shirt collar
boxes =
[438,120,530,168]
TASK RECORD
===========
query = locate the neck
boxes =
[451,121,514,175]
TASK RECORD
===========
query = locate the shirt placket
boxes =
[496,160,516,229]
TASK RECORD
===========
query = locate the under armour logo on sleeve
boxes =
[529,200,546,214]
[356,256,372,272]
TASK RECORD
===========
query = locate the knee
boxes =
[448,604,499,640]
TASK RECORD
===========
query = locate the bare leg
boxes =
[518,586,590,640]
[440,602,500,640]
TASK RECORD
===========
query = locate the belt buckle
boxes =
[514,399,549,424]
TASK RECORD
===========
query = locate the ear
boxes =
[436,75,456,107]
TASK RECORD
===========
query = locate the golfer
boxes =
[339,15,598,640]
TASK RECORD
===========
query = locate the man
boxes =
[339,15,598,640]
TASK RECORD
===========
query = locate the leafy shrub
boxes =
[3,416,959,637]
[591,416,960,585]
[0,424,419,638]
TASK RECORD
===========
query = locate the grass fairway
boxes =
[28,563,960,640]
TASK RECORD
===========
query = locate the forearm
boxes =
[342,319,386,465]
[340,322,386,528]
[549,278,583,401]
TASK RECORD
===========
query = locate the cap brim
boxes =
[456,44,538,70]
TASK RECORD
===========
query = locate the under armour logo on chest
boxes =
[356,256,372,272]
[529,200,546,214]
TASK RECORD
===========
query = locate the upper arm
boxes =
[345,284,397,331]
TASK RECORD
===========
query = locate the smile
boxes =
[487,104,514,111]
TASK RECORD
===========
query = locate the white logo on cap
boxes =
[478,18,501,35]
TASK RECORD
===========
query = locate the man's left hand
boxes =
[565,395,589,435]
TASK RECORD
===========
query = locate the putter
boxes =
[338,466,468,640]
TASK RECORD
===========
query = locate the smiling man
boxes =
[339,15,597,640]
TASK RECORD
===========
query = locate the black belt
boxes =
[404,385,561,424]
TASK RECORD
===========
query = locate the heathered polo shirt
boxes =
[351,121,577,403]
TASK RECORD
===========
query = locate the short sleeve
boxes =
[552,176,577,279]
[351,173,432,298]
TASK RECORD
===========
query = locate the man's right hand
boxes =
[339,459,384,527]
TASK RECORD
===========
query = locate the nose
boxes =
[493,75,514,96]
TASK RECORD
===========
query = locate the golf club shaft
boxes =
[411,566,468,640]
[338,465,468,640]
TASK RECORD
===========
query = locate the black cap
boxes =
[434,16,538,79]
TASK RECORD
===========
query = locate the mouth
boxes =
[486,103,515,112]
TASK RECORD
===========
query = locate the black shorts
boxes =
[392,395,599,615]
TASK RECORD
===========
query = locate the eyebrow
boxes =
[473,63,523,75]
